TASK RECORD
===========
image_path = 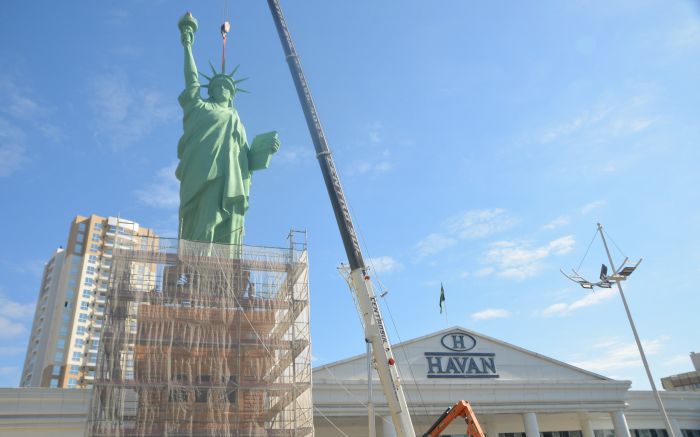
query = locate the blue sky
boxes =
[1,1,699,390]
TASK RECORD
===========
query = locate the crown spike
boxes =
[200,72,212,82]
[236,88,250,94]
[228,65,240,77]
[209,61,219,76]
[233,77,248,85]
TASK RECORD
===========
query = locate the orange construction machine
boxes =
[423,400,486,437]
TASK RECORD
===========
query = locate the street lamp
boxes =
[562,223,676,437]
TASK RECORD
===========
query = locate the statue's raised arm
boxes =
[178,12,199,89]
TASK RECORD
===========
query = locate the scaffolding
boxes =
[85,233,313,437]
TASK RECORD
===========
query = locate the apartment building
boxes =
[20,214,156,389]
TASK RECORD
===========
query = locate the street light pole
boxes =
[597,223,675,437]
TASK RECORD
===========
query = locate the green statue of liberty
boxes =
[176,12,279,246]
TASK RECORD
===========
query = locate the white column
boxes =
[611,410,631,437]
[579,412,595,437]
[382,415,397,437]
[523,412,540,437]
[670,417,683,437]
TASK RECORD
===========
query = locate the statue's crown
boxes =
[201,62,248,97]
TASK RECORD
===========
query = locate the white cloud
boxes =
[484,235,575,279]
[539,288,616,317]
[537,94,655,151]
[90,71,177,150]
[581,200,606,214]
[135,162,180,209]
[355,160,392,175]
[275,145,314,166]
[471,308,511,321]
[668,21,700,49]
[446,209,516,239]
[0,294,35,320]
[541,105,613,144]
[368,121,382,144]
[415,233,457,257]
[0,118,28,177]
[0,346,26,355]
[473,267,495,278]
[368,256,402,274]
[0,295,34,339]
[663,354,691,367]
[541,215,570,230]
[415,209,515,258]
[571,337,666,373]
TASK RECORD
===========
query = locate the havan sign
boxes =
[424,332,499,379]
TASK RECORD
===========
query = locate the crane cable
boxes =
[349,201,431,419]
[221,0,231,73]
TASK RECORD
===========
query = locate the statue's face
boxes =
[210,82,232,104]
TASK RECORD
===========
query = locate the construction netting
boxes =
[85,235,313,437]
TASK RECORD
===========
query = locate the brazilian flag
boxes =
[439,283,445,313]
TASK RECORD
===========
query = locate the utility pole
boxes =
[597,223,676,437]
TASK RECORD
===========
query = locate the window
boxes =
[84,277,94,285]
[49,379,59,388]
[69,365,80,375]
[72,352,82,361]
[76,233,84,243]
[78,223,86,231]
[79,313,89,322]
[52,365,61,376]
[73,243,82,254]
[75,339,84,347]
[80,301,89,310]
[86,266,96,274]
[67,378,77,388]
[82,290,92,298]
[91,339,100,349]
[77,326,87,335]
[56,339,65,349]
[90,243,99,253]
[88,255,98,263]
[54,352,64,362]
[94,222,103,230]
[92,234,101,242]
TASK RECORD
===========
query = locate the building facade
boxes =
[662,353,700,392]
[20,215,156,389]
[313,327,700,437]
[7,327,699,436]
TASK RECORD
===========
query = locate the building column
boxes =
[523,412,540,437]
[382,415,397,437]
[670,416,683,437]
[611,410,631,437]
[579,412,595,437]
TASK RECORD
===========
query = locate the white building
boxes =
[3,326,699,437]
[312,327,700,437]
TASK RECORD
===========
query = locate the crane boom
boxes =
[266,1,416,435]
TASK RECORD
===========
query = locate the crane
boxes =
[265,3,489,437]
[265,1,417,435]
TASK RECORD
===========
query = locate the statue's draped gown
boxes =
[176,83,251,245]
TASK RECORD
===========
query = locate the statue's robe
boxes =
[176,83,250,245]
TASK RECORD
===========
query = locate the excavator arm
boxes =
[423,400,486,437]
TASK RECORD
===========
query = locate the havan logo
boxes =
[425,332,499,379]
